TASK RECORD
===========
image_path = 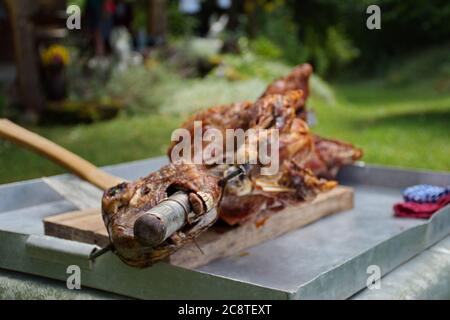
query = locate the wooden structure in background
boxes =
[148,0,167,43]
[4,0,45,116]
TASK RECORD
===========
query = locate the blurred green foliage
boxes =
[251,2,306,65]
[218,0,360,76]
[67,0,85,10]
[284,0,450,75]
[209,0,450,76]
[72,0,450,77]
[167,0,199,37]
[385,45,450,88]
[132,0,150,30]
[220,42,291,81]
[249,37,282,60]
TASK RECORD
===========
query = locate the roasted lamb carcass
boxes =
[213,90,338,225]
[168,64,362,225]
[102,63,363,267]
[103,91,328,266]
[167,90,337,226]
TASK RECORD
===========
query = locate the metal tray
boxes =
[0,157,449,299]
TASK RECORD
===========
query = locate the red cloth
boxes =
[394,194,450,219]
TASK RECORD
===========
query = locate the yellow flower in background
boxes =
[264,2,274,12]
[208,54,223,66]
[41,45,70,66]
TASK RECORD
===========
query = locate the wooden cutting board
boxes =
[44,186,353,269]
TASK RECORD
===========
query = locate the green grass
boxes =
[312,79,450,172]
[0,114,182,183]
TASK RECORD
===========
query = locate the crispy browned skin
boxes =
[311,135,364,179]
[167,64,362,225]
[102,163,222,267]
[167,90,337,225]
[262,63,312,98]
[103,63,362,267]
[167,63,312,150]
[260,63,312,120]
[213,91,337,225]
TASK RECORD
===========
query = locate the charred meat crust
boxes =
[101,163,222,267]
[165,64,362,226]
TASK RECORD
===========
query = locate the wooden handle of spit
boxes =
[0,118,123,190]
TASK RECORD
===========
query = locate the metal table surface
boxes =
[0,157,449,299]
[353,235,450,299]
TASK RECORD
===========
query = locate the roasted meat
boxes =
[260,63,312,120]
[102,163,222,267]
[102,63,363,267]
[311,135,364,179]
[168,64,362,225]
[168,90,338,225]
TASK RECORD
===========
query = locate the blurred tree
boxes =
[289,0,450,73]
[148,0,167,44]
[5,0,45,120]
[243,0,358,75]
